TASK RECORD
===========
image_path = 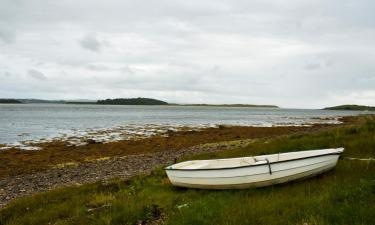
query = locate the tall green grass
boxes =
[1,116,374,225]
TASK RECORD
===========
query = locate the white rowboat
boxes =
[165,148,344,189]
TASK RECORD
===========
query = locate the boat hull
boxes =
[166,152,341,189]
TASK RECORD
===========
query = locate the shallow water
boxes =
[0,104,371,145]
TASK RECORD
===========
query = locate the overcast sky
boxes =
[0,0,374,108]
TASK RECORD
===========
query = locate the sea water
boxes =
[0,104,371,146]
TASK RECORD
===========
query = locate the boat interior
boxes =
[168,148,344,170]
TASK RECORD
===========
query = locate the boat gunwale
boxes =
[169,158,335,178]
[165,150,343,171]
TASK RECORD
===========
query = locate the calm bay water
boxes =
[0,104,370,145]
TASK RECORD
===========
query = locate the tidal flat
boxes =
[0,115,374,225]
[0,124,335,178]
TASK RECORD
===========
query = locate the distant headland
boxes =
[0,97,278,108]
[0,99,22,104]
[324,104,375,111]
[97,98,168,105]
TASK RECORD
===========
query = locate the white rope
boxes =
[344,157,375,161]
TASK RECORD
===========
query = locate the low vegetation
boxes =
[324,104,375,111]
[0,116,374,225]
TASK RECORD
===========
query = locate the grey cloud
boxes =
[304,61,321,70]
[28,69,47,81]
[79,33,105,52]
[303,54,337,71]
[210,65,220,74]
[119,66,135,74]
[5,71,12,77]
[86,64,111,71]
[2,71,12,77]
[86,64,135,74]
[0,27,16,44]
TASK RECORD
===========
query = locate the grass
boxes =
[0,116,374,225]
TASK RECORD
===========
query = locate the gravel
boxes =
[0,142,242,208]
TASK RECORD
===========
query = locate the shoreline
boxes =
[0,115,344,151]
[0,118,352,208]
[0,122,342,178]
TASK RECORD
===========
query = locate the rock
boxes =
[86,139,98,144]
